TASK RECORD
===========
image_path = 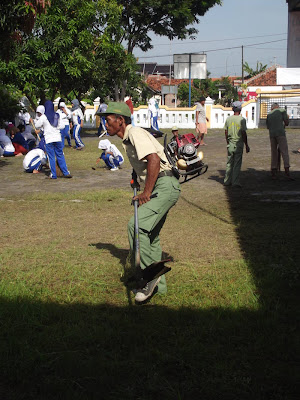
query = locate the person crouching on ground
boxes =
[30,101,72,179]
[23,147,48,173]
[223,101,250,188]
[0,127,15,157]
[97,139,124,171]
[97,102,181,304]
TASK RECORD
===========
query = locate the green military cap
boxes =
[96,102,131,118]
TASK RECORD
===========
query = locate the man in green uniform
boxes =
[97,102,181,303]
[266,103,293,180]
[224,101,250,188]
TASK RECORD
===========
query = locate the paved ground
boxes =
[1,129,300,198]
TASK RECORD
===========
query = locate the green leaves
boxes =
[117,0,221,53]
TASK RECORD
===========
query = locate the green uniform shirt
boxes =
[122,124,172,182]
[266,108,288,138]
[224,115,247,143]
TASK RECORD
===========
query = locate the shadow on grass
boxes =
[1,169,299,400]
[90,242,129,267]
[0,297,298,400]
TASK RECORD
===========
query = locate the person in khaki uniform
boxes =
[224,101,250,188]
[97,102,181,303]
[266,103,293,180]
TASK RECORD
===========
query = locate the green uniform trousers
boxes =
[224,140,244,186]
[128,175,181,294]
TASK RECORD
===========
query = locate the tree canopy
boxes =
[117,0,222,53]
[0,0,141,108]
[0,0,223,112]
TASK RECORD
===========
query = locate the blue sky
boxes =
[133,0,288,78]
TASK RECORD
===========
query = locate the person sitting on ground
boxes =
[96,139,124,171]
[0,128,15,157]
[23,147,48,173]
[8,124,29,156]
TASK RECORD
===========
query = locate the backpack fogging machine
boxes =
[164,133,208,183]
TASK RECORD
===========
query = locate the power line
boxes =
[136,39,286,59]
[149,33,287,46]
[249,47,286,50]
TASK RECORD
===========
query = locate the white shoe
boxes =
[135,277,161,303]
[110,167,119,171]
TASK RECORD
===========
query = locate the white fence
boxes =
[134,99,257,130]
[54,97,258,130]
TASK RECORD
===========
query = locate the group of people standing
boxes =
[0,98,87,179]
[195,97,294,187]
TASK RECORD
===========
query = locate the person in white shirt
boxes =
[147,97,159,131]
[57,99,72,148]
[31,101,72,179]
[18,110,37,149]
[23,148,47,173]
[71,99,84,150]
[195,96,209,146]
[97,139,124,171]
[0,128,15,156]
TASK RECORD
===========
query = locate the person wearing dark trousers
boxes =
[266,103,293,180]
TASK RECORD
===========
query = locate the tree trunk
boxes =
[25,92,37,111]
[114,84,120,102]
[120,80,127,101]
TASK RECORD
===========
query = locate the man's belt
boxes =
[157,170,177,179]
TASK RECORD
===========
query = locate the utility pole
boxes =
[242,45,244,83]
[188,54,192,107]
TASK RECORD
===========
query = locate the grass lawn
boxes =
[0,128,299,399]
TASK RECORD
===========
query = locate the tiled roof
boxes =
[245,65,281,86]
[146,75,190,92]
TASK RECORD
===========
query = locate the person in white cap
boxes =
[171,126,179,140]
[71,99,84,150]
[147,96,159,131]
[57,99,72,148]
[30,101,72,179]
[18,109,37,149]
[97,139,124,171]
[223,101,250,188]
[23,148,48,173]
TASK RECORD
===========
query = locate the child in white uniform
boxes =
[23,148,47,173]
[97,139,124,171]
[57,100,72,148]
[0,129,15,156]
[71,99,84,150]
[32,101,72,179]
